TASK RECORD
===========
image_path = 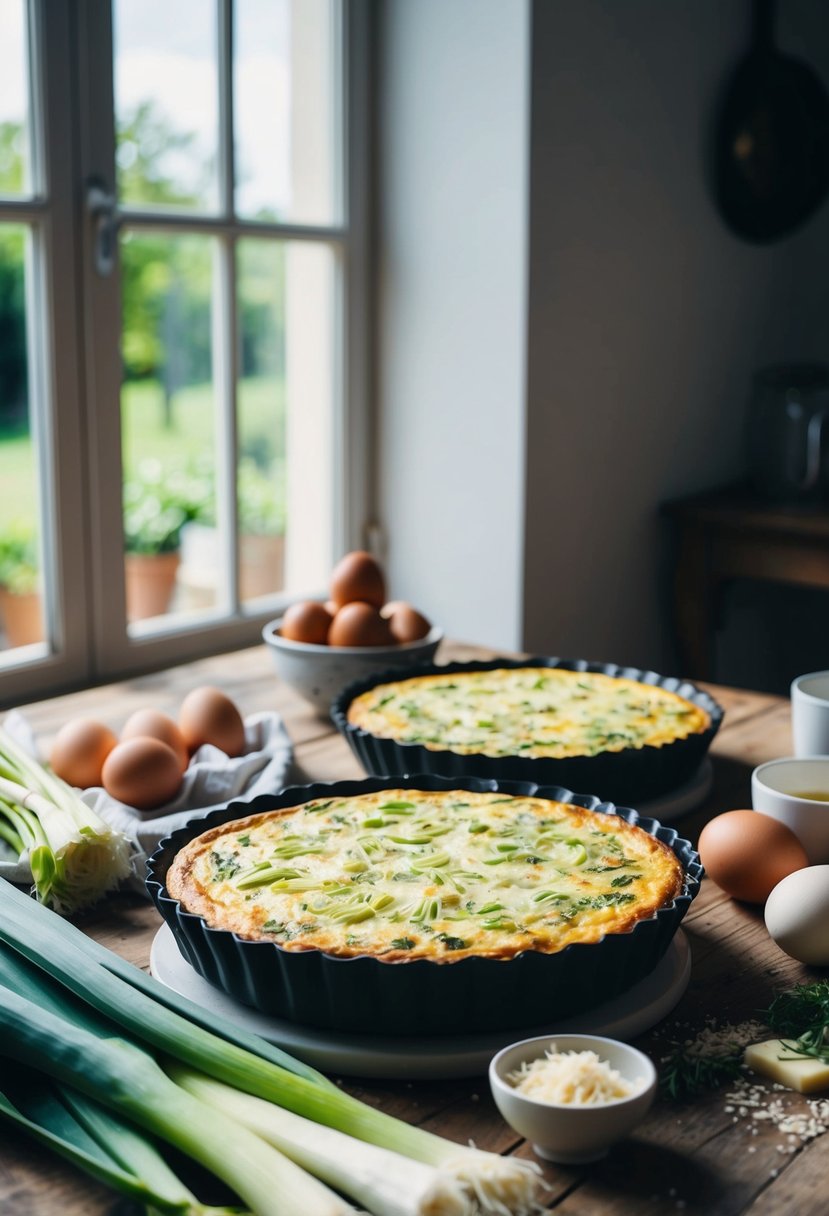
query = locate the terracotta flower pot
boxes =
[125,551,181,621]
[240,533,285,600]
[0,587,43,647]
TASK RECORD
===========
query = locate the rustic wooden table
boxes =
[0,642,822,1216]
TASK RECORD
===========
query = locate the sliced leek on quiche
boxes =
[346,667,710,759]
[166,789,683,961]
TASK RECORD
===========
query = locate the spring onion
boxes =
[0,984,356,1216]
[0,725,132,913]
[0,877,542,1214]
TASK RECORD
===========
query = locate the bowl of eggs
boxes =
[263,551,443,715]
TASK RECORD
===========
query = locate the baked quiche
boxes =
[345,666,710,759]
[166,788,684,963]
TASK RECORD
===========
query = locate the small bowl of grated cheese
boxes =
[489,1034,657,1164]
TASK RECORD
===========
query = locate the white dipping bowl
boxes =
[752,757,829,864]
[489,1034,657,1165]
[262,618,443,717]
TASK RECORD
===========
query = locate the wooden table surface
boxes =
[0,641,822,1216]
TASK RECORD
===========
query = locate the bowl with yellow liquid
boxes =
[752,757,829,863]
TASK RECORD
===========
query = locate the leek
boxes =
[0,878,542,1214]
[171,1065,475,1216]
[0,725,133,912]
[0,984,357,1216]
[0,1062,224,1216]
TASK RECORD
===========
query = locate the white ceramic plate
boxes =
[150,924,691,1080]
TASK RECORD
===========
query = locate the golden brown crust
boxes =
[167,790,684,964]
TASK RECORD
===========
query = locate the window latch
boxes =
[86,181,120,277]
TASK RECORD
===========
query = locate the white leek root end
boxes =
[442,1152,545,1216]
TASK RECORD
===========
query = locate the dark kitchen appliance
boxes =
[747,364,829,502]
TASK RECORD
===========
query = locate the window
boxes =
[0,0,368,703]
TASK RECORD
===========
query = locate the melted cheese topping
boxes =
[167,790,683,961]
[346,667,710,759]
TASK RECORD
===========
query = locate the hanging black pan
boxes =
[713,0,829,243]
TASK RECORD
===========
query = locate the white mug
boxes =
[752,757,829,864]
[792,672,829,756]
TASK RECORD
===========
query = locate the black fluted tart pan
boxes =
[331,656,724,805]
[146,774,701,1037]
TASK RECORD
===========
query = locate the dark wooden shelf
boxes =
[662,483,829,680]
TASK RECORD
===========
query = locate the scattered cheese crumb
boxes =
[507,1045,644,1106]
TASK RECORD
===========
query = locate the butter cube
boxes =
[744,1040,829,1093]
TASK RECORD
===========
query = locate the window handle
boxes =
[86,181,120,277]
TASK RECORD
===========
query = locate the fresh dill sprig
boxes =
[659,1043,745,1100]
[763,981,829,1064]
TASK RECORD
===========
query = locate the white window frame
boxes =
[0,0,370,704]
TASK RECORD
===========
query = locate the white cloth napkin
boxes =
[0,709,294,890]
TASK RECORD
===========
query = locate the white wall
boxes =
[374,0,530,650]
[522,0,829,672]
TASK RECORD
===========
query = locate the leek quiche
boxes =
[166,789,684,962]
[345,667,711,759]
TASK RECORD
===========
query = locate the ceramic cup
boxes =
[752,756,829,863]
[792,672,829,756]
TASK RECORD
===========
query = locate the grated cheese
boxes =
[507,1045,644,1106]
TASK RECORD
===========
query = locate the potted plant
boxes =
[179,459,286,604]
[122,460,210,620]
[238,459,286,600]
[0,520,42,647]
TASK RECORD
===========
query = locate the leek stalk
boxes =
[0,984,357,1216]
[0,1062,219,1216]
[171,1065,475,1216]
[0,725,133,912]
[0,878,542,1214]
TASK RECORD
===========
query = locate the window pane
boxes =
[282,241,337,595]
[234,0,338,224]
[237,240,286,603]
[0,0,32,196]
[120,230,218,626]
[0,225,43,651]
[114,0,218,212]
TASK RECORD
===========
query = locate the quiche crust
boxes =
[167,789,684,963]
[345,667,711,760]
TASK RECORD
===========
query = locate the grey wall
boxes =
[522,0,829,672]
[374,0,530,649]
[375,0,829,672]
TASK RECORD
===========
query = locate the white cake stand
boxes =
[150,925,691,1081]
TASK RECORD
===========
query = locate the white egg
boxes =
[765,866,829,964]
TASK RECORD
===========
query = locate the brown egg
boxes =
[380,600,405,619]
[384,602,431,643]
[698,809,808,904]
[329,551,386,609]
[101,737,183,810]
[121,708,189,773]
[329,602,394,647]
[49,719,119,789]
[179,686,246,757]
[280,600,333,645]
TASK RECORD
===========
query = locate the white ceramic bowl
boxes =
[262,618,443,717]
[752,756,829,863]
[489,1034,657,1164]
[791,672,829,756]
